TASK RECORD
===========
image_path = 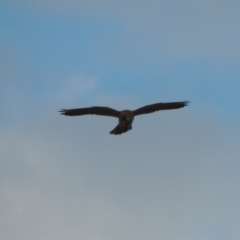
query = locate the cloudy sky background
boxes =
[1,1,240,239]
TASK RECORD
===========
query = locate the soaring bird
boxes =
[60,101,189,135]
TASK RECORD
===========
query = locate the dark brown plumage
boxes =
[60,101,189,135]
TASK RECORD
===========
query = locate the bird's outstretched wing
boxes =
[133,101,189,116]
[59,106,120,118]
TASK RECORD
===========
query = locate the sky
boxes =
[1,1,240,239]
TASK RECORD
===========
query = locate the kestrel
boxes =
[60,101,189,135]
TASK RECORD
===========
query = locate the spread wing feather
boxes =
[59,106,120,118]
[133,101,189,116]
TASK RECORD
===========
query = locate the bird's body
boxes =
[60,101,189,135]
[110,110,135,134]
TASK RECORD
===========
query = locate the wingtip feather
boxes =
[59,109,69,115]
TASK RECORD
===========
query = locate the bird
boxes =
[59,101,189,135]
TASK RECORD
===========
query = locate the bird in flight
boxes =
[60,101,189,135]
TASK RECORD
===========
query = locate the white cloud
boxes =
[57,74,98,104]
[1,107,240,240]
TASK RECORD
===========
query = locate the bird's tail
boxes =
[110,124,132,135]
[110,124,123,135]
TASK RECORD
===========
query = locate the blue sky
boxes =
[1,2,240,121]
[1,1,240,240]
